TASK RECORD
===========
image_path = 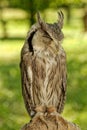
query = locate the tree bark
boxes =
[21,113,81,130]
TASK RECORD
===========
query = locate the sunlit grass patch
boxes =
[0,39,30,130]
[0,39,23,61]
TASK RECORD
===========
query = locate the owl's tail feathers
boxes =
[30,106,46,118]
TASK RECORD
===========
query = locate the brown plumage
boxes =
[20,11,67,118]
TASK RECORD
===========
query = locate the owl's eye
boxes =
[43,33,52,40]
[43,34,50,38]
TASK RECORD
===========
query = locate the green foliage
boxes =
[0,41,29,130]
[0,0,51,25]
[0,0,86,26]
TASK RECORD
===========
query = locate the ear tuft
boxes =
[37,12,43,25]
[57,11,64,29]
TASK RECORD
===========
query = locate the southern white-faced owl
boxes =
[20,11,67,118]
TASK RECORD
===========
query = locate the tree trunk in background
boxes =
[29,11,36,26]
[0,8,8,38]
[83,10,87,32]
[67,6,71,24]
[28,0,36,26]
[66,6,71,25]
[1,19,7,38]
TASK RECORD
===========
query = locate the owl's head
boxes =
[26,12,64,54]
[36,11,64,45]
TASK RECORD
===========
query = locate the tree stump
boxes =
[21,113,81,130]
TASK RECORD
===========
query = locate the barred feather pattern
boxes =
[20,13,67,117]
[20,43,66,116]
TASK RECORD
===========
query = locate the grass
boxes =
[0,8,87,130]
[0,39,29,130]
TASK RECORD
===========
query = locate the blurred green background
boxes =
[0,0,87,130]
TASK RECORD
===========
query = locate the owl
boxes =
[20,11,67,118]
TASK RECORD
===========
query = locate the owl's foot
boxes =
[33,112,48,129]
[35,105,46,113]
[47,106,57,114]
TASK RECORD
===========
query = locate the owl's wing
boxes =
[20,24,39,116]
[20,52,33,116]
[57,47,67,113]
[61,49,67,94]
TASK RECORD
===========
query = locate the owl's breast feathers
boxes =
[21,41,66,115]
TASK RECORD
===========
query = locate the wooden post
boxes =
[21,113,81,130]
